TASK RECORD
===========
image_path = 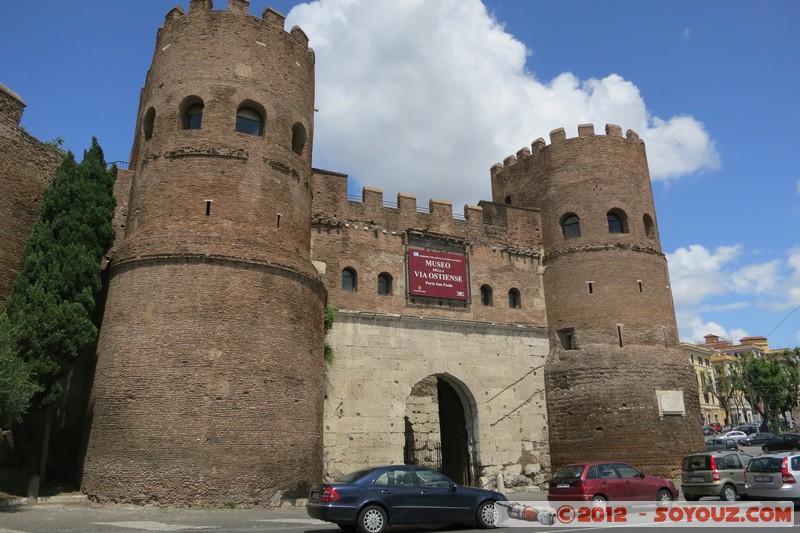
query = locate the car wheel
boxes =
[656,489,674,507]
[476,500,498,529]
[357,505,387,533]
[720,484,737,502]
[591,495,607,508]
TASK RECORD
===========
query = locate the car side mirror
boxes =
[451,482,458,492]
[639,472,646,478]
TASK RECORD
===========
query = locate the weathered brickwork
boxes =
[83,259,325,505]
[82,0,326,506]
[0,2,703,506]
[0,84,62,305]
[492,124,704,476]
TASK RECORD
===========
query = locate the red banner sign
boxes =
[407,248,469,300]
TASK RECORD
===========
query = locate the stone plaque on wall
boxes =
[656,390,686,416]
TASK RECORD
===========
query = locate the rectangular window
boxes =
[205,199,213,216]
[637,280,643,293]
[587,281,594,294]
[557,328,576,350]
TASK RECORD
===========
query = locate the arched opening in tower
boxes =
[403,375,474,485]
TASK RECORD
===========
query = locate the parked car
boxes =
[737,423,758,435]
[741,432,775,446]
[547,462,677,505]
[702,425,715,436]
[306,465,506,533]
[762,433,800,453]
[709,423,722,433]
[705,438,739,451]
[681,450,752,501]
[721,430,748,442]
[721,425,733,433]
[744,452,800,502]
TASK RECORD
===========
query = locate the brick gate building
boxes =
[0,0,704,506]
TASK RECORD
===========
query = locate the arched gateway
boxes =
[404,375,477,485]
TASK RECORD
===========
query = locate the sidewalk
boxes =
[0,486,547,509]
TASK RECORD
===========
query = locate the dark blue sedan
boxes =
[306,465,507,533]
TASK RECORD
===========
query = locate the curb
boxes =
[0,492,89,507]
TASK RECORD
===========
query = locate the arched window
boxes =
[180,96,204,130]
[508,288,521,309]
[561,214,581,239]
[292,122,307,155]
[143,107,155,140]
[378,273,392,295]
[480,285,493,306]
[342,267,357,292]
[236,106,264,136]
[643,214,655,239]
[607,209,628,234]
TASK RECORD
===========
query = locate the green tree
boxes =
[739,354,800,433]
[0,316,42,427]
[2,138,116,483]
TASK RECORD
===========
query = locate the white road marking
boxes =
[93,522,219,531]
[256,518,329,525]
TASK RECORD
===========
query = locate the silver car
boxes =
[682,450,751,501]
[745,452,800,501]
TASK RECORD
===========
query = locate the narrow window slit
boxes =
[617,325,623,347]
[638,280,643,293]
[276,213,282,228]
[587,281,593,294]
[205,200,212,216]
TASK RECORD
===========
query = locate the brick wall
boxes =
[0,84,63,306]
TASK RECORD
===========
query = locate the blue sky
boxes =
[1,1,798,350]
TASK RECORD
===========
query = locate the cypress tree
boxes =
[2,138,115,483]
[0,315,41,427]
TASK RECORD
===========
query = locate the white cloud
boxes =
[678,315,746,345]
[666,244,741,307]
[286,0,720,210]
[729,260,781,294]
[669,245,800,348]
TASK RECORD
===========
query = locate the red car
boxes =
[548,462,678,505]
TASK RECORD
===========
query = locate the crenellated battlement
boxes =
[491,123,644,178]
[311,169,542,252]
[161,2,309,46]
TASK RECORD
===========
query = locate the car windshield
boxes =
[554,465,584,479]
[335,468,377,483]
[683,456,711,471]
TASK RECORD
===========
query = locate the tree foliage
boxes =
[0,316,42,427]
[2,138,116,414]
[737,353,800,433]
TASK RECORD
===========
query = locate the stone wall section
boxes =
[323,312,551,487]
[0,84,62,306]
[310,169,551,487]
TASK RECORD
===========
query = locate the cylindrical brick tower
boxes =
[82,0,326,505]
[490,124,704,476]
